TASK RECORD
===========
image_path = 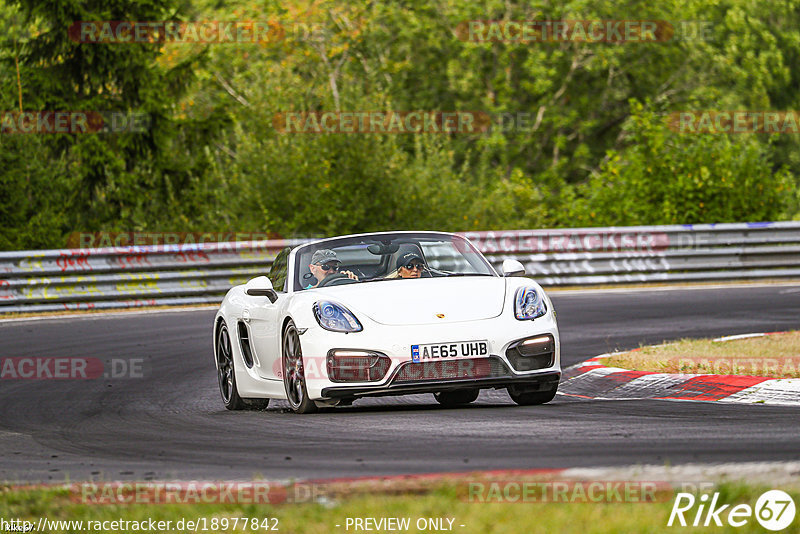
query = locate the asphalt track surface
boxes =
[1,284,799,483]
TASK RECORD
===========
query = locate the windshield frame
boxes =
[287,231,497,292]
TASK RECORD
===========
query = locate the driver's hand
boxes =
[340,270,359,280]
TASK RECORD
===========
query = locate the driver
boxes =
[307,249,359,288]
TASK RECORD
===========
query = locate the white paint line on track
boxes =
[563,461,800,486]
[551,281,800,296]
[0,305,218,324]
[713,333,767,342]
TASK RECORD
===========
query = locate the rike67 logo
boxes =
[668,490,796,531]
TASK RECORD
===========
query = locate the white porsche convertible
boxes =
[213,231,560,413]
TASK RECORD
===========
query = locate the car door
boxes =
[246,247,290,381]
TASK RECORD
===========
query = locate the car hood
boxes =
[315,276,507,325]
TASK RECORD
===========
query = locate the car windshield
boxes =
[293,233,496,291]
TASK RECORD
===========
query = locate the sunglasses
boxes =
[319,262,341,272]
[404,263,424,270]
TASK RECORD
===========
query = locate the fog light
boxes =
[506,334,555,371]
[519,336,553,356]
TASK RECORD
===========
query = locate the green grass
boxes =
[603,331,800,378]
[2,481,798,533]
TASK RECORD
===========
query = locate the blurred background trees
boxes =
[1,0,799,249]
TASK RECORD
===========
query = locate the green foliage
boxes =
[0,0,229,248]
[1,0,799,250]
[569,101,791,225]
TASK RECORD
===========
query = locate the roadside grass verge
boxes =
[603,331,800,378]
[1,479,798,533]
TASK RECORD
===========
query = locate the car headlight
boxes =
[313,300,363,333]
[514,287,547,321]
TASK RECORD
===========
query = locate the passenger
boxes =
[394,253,427,279]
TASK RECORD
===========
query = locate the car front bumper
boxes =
[297,310,561,400]
[321,365,561,399]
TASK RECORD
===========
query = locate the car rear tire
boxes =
[507,386,558,406]
[434,389,479,406]
[216,322,270,410]
[282,320,318,414]
[216,323,247,410]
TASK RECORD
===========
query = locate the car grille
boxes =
[327,351,391,383]
[392,356,512,383]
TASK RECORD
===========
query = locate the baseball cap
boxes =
[397,252,424,269]
[311,249,339,265]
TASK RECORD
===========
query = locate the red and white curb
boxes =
[559,333,800,406]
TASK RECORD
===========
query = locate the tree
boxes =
[0,0,228,249]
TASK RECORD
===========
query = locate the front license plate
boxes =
[411,340,489,362]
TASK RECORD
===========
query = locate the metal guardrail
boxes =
[1,222,799,313]
[0,240,300,314]
[463,221,800,286]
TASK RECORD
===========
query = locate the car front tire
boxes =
[282,320,318,414]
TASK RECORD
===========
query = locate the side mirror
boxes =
[245,276,278,303]
[501,259,526,277]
